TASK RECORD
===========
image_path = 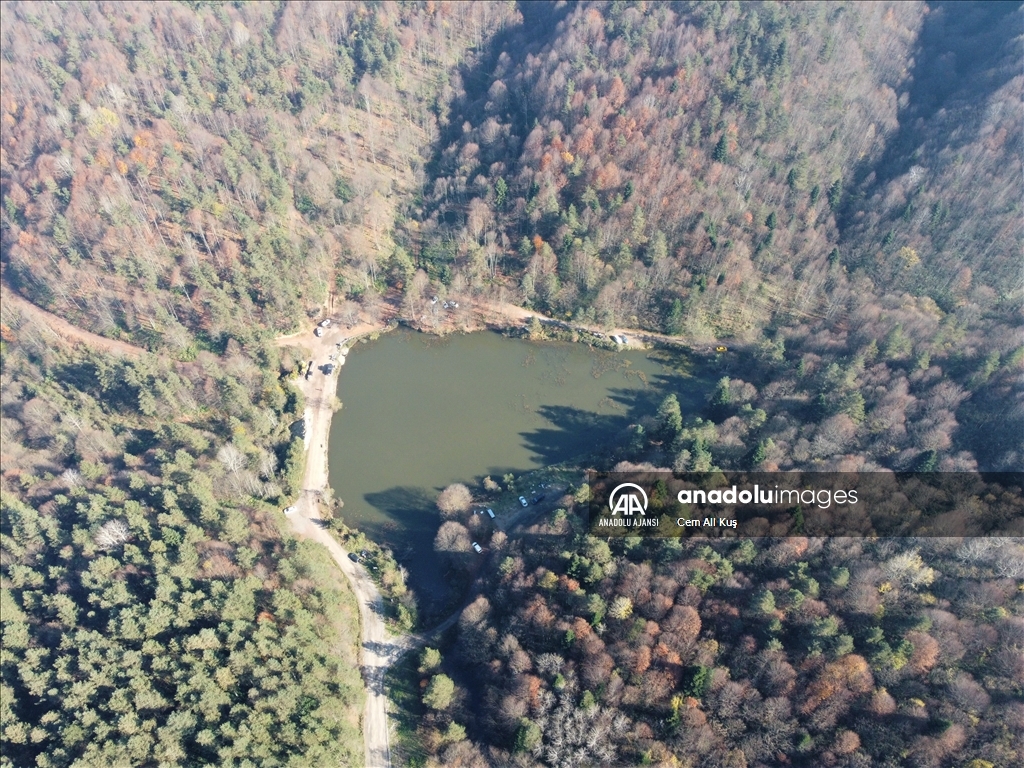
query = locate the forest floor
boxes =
[0,286,146,357]
[401,292,721,350]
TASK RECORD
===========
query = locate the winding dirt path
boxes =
[279,312,407,768]
[286,509,402,768]
[1,288,145,357]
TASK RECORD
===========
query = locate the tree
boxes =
[608,595,633,620]
[94,519,131,550]
[906,631,939,674]
[827,178,842,210]
[713,134,729,163]
[711,377,731,409]
[753,588,776,615]
[514,718,542,753]
[664,605,701,643]
[883,550,936,590]
[649,231,668,262]
[434,522,472,571]
[419,647,442,674]
[442,721,467,744]
[423,674,455,710]
[527,315,543,339]
[684,665,712,698]
[657,394,683,441]
[666,299,684,334]
[752,438,774,465]
[436,483,472,518]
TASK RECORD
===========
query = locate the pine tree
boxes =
[657,394,683,440]
[713,134,729,163]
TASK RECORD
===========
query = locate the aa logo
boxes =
[609,483,648,516]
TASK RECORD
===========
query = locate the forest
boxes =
[411,491,1024,767]
[0,324,367,765]
[404,2,1023,766]
[1,1,1022,767]
[1,2,506,765]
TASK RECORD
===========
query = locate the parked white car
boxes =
[284,506,298,516]
[487,508,495,518]
[519,496,528,507]
[320,319,331,327]
[472,542,483,553]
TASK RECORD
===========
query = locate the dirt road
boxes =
[280,315,407,768]
[1,287,145,357]
[286,510,405,768]
[472,299,718,350]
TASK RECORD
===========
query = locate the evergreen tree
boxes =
[713,134,729,163]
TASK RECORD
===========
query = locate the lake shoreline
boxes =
[283,296,713,535]
[322,317,703,612]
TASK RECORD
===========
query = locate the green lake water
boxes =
[327,327,704,603]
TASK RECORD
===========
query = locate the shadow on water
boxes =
[521,369,701,466]
[361,486,438,540]
[524,401,637,466]
[359,486,448,602]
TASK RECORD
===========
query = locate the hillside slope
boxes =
[1,0,515,350]
[415,0,1022,473]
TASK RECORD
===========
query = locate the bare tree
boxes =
[437,483,472,518]
[434,521,472,554]
[95,519,131,550]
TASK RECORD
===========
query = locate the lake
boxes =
[327,327,705,606]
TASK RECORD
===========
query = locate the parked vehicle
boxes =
[348,552,360,562]
[519,496,528,507]
[487,508,495,518]
[472,542,483,553]
[284,506,297,516]
[314,327,324,337]
[320,319,331,327]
